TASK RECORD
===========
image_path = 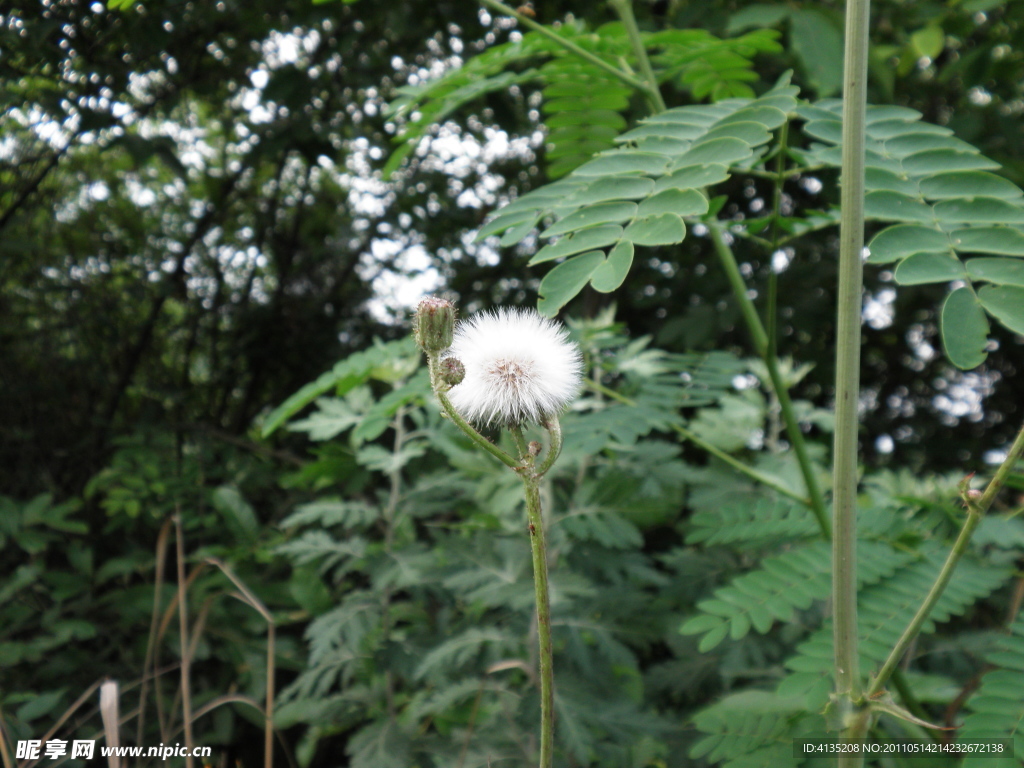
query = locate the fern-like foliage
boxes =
[686,498,820,549]
[796,99,1024,369]
[474,80,1024,367]
[477,76,799,314]
[958,616,1024,768]
[385,21,780,178]
[689,691,823,768]
[680,540,913,652]
[778,548,1011,709]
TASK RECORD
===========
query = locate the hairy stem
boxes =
[510,426,555,768]
[707,222,831,538]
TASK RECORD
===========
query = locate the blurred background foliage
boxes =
[2,0,1024,766]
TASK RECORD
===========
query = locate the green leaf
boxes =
[893,252,966,285]
[934,198,1024,225]
[540,201,638,238]
[498,216,538,246]
[910,25,945,60]
[867,225,950,264]
[699,120,772,147]
[590,241,634,293]
[789,9,844,96]
[952,227,1024,255]
[941,286,990,370]
[637,188,708,218]
[919,172,1022,201]
[537,251,605,316]
[864,191,934,223]
[211,486,259,541]
[978,285,1024,335]
[564,176,656,206]
[902,149,1000,175]
[574,152,671,177]
[966,258,1024,287]
[653,164,730,192]
[865,168,920,196]
[672,137,752,168]
[726,4,791,33]
[529,225,623,265]
[623,213,686,246]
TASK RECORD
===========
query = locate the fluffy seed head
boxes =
[445,308,582,426]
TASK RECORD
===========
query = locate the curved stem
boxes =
[427,355,520,470]
[865,419,1024,700]
[535,416,563,478]
[707,221,831,539]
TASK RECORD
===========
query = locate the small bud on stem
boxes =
[414,296,455,354]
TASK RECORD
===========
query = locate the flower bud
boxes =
[414,297,455,353]
[440,356,465,387]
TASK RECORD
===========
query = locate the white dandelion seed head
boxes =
[444,308,583,426]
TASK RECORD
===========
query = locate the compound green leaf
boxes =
[637,188,708,218]
[966,258,1024,287]
[867,226,950,264]
[537,251,605,316]
[978,285,1024,335]
[941,286,990,370]
[893,252,966,285]
[541,201,638,237]
[590,241,634,293]
[623,213,686,246]
[529,225,623,265]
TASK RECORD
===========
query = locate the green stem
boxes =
[607,0,667,113]
[427,355,520,470]
[513,434,555,768]
[583,379,812,508]
[707,221,831,539]
[535,416,564,478]
[865,419,1024,700]
[834,0,872,747]
[478,0,657,104]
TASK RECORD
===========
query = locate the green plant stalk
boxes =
[707,222,831,538]
[508,424,556,768]
[864,419,1024,701]
[833,0,872,745]
[608,0,667,113]
[477,0,657,102]
[586,375,813,507]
